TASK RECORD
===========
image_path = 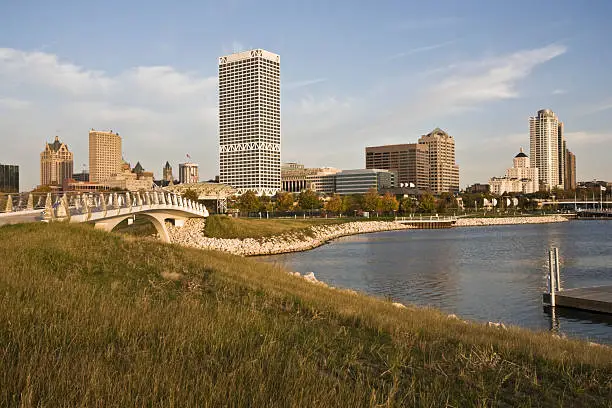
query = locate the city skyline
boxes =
[0,1,611,190]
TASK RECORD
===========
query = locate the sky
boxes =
[1,0,611,191]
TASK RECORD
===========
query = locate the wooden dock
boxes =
[543,285,612,314]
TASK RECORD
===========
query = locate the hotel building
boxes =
[218,49,281,196]
[40,136,73,187]
[489,148,539,195]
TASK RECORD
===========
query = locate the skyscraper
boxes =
[529,109,566,190]
[40,136,73,186]
[418,128,459,194]
[365,143,429,190]
[89,129,122,183]
[163,161,173,182]
[218,49,281,196]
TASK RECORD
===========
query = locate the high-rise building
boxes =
[163,161,173,182]
[418,128,459,194]
[565,149,576,190]
[0,164,19,193]
[529,109,567,190]
[89,129,122,183]
[40,136,73,187]
[179,162,199,184]
[365,143,429,190]
[219,49,281,196]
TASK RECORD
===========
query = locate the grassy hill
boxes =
[203,215,346,239]
[0,222,611,406]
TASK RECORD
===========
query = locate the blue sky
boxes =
[1,0,611,190]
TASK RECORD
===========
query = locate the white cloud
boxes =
[552,88,567,95]
[0,48,219,189]
[565,131,612,145]
[388,40,456,60]
[284,78,328,91]
[0,97,30,109]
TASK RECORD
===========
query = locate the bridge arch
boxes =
[93,212,188,243]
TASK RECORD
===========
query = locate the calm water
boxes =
[259,220,612,344]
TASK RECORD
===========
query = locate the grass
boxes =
[0,222,611,406]
[203,214,347,239]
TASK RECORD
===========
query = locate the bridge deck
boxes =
[543,285,612,314]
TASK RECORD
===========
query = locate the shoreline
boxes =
[168,215,569,256]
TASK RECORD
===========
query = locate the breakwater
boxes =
[167,219,414,256]
[455,215,568,227]
[167,215,569,256]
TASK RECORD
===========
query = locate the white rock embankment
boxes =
[167,219,414,256]
[455,215,568,227]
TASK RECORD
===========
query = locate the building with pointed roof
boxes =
[40,136,73,187]
[489,148,539,195]
[163,161,173,182]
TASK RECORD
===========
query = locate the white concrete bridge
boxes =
[0,191,208,243]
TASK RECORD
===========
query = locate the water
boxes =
[259,220,612,344]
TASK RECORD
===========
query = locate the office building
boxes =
[365,143,429,190]
[418,128,460,193]
[219,49,281,196]
[565,149,576,190]
[179,162,199,184]
[335,169,396,195]
[529,109,568,190]
[281,162,340,194]
[89,129,122,183]
[489,148,539,195]
[0,164,19,193]
[40,136,73,187]
[163,161,173,182]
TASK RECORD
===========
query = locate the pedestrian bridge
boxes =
[0,191,208,243]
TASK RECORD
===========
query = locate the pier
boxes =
[394,216,456,229]
[543,247,612,314]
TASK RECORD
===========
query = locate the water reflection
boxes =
[260,221,612,344]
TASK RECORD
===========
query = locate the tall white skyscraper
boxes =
[529,109,565,190]
[218,49,281,196]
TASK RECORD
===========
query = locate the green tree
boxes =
[275,192,294,212]
[380,192,399,214]
[258,193,271,212]
[325,194,343,214]
[298,189,321,212]
[182,189,199,202]
[238,190,260,213]
[419,193,436,213]
[400,197,416,214]
[363,188,381,213]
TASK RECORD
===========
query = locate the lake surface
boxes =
[259,220,612,345]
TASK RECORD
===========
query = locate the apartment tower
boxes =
[89,129,122,183]
[564,149,577,190]
[418,128,459,193]
[529,109,567,190]
[365,143,429,190]
[218,49,281,196]
[40,136,73,186]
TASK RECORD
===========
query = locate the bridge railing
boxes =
[0,191,208,219]
[394,215,457,222]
